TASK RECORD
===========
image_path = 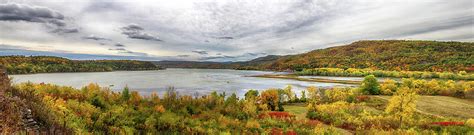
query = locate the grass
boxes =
[283,103,307,120]
[373,96,474,119]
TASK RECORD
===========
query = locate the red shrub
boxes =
[356,95,369,102]
[285,130,297,135]
[430,122,464,126]
[268,112,291,118]
[306,120,321,126]
[259,112,294,119]
[271,128,283,135]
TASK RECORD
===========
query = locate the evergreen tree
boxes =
[122,86,130,101]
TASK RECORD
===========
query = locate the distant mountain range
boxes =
[154,40,473,72]
[153,55,282,70]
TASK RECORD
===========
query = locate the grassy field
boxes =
[285,96,474,120]
[283,95,474,134]
[283,103,307,120]
[373,96,474,119]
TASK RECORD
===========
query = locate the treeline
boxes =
[358,75,474,98]
[0,56,163,74]
[296,68,474,80]
[5,76,474,134]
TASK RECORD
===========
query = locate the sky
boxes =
[0,0,473,62]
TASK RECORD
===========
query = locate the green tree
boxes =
[121,86,130,101]
[360,75,380,95]
[225,93,238,106]
[300,90,307,102]
[244,90,259,100]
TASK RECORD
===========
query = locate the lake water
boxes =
[10,68,356,97]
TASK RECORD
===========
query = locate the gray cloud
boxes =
[118,50,149,56]
[50,28,79,33]
[0,3,78,34]
[114,43,125,47]
[177,55,190,57]
[0,3,64,25]
[120,24,162,41]
[109,48,126,51]
[216,36,234,40]
[246,52,266,56]
[199,55,236,60]
[83,35,109,41]
[108,47,149,57]
[192,50,208,55]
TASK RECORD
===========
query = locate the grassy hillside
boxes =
[0,56,163,74]
[262,40,473,72]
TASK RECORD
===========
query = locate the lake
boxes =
[10,68,357,97]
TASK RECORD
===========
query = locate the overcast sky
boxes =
[0,0,473,61]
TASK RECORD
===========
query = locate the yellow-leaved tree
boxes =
[385,87,418,128]
[380,79,398,95]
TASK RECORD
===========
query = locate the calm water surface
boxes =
[11,68,356,97]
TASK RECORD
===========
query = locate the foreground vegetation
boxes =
[0,56,163,74]
[3,75,473,134]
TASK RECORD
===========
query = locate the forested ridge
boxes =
[261,40,473,72]
[156,40,474,72]
[0,56,163,74]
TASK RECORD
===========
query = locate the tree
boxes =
[385,87,418,128]
[121,86,130,101]
[283,85,294,102]
[260,89,281,111]
[381,79,398,95]
[244,90,259,100]
[225,93,238,106]
[243,98,258,118]
[300,90,307,102]
[360,75,380,95]
[306,86,319,99]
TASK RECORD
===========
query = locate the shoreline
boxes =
[250,74,362,85]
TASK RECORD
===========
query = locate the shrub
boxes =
[325,87,356,103]
[313,123,341,135]
[430,122,464,126]
[380,79,398,95]
[466,119,474,128]
[306,111,318,120]
[360,75,380,95]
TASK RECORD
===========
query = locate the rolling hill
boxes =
[156,40,473,72]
